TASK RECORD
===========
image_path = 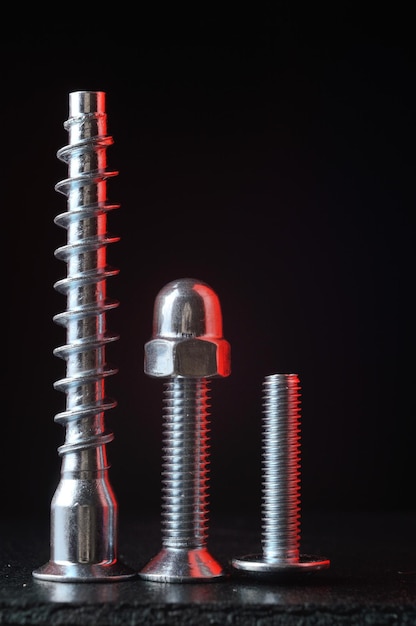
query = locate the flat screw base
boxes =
[139,547,227,583]
[231,553,330,581]
[32,560,136,583]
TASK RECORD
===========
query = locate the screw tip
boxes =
[69,91,106,115]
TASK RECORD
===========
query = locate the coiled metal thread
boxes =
[53,91,119,455]
[32,91,136,581]
[161,378,211,549]
[261,373,301,563]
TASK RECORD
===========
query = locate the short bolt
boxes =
[139,277,231,583]
[231,373,330,579]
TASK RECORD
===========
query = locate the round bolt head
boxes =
[231,554,330,581]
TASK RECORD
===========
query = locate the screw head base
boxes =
[139,547,227,583]
[231,553,330,581]
[32,559,137,583]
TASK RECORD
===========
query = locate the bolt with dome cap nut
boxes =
[139,278,231,583]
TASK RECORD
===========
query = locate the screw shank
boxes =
[262,373,301,563]
[161,378,211,549]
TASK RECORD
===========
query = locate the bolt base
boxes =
[139,547,227,583]
[32,559,137,583]
[231,553,330,580]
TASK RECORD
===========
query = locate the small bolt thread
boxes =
[160,378,211,549]
[261,373,301,563]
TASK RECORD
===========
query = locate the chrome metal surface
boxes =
[140,278,231,582]
[144,277,231,378]
[231,373,330,579]
[33,91,135,582]
[231,553,331,576]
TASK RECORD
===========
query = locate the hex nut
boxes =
[144,337,231,378]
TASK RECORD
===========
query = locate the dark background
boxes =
[3,5,414,523]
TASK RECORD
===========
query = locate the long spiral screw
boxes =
[33,91,135,582]
[139,278,231,582]
[231,373,330,579]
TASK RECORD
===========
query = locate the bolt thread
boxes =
[52,91,119,456]
[261,373,301,563]
[161,378,211,549]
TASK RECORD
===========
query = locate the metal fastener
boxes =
[139,277,231,582]
[33,91,135,582]
[231,373,330,579]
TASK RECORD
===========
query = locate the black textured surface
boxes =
[0,512,415,625]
